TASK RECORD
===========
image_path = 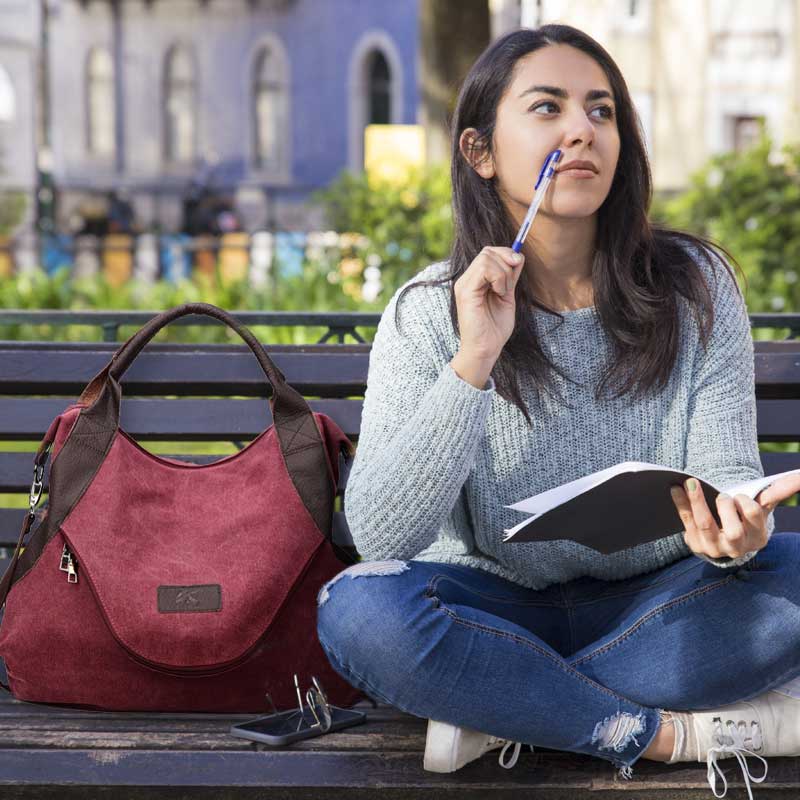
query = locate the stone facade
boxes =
[0,0,419,234]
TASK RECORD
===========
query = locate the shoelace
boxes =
[706,717,768,800]
[486,735,535,769]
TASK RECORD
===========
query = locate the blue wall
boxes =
[263,0,420,201]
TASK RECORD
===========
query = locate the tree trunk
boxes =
[418,0,491,165]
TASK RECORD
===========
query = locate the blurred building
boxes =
[491,0,800,194]
[0,0,418,235]
[2,0,799,239]
[0,1,38,214]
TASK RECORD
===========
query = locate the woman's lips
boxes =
[557,168,597,179]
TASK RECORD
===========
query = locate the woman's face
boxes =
[462,44,621,222]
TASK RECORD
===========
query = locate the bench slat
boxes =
[756,400,800,439]
[0,346,371,397]
[0,398,362,442]
[3,396,800,441]
[0,747,620,792]
[2,342,800,398]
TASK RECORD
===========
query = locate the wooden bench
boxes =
[1,312,800,797]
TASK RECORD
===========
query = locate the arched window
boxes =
[252,46,284,169]
[164,45,196,163]
[347,32,403,172]
[366,50,391,125]
[0,64,15,124]
[86,48,115,157]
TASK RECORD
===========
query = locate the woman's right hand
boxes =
[453,246,526,364]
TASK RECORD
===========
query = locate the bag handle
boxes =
[108,303,287,387]
[78,300,325,484]
[79,303,298,416]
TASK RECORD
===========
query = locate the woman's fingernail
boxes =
[513,252,523,263]
[687,479,697,492]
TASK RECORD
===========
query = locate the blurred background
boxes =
[0,0,798,335]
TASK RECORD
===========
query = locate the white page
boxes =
[502,512,544,541]
[726,468,800,500]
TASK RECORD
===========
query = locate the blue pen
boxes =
[511,148,563,254]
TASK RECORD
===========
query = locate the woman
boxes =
[316,24,800,798]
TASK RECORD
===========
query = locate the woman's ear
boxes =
[459,128,495,180]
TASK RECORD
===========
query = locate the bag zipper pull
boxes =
[59,543,78,583]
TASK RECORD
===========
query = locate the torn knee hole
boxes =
[316,559,410,607]
[591,710,647,753]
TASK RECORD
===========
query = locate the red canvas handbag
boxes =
[0,302,369,712]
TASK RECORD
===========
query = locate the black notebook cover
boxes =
[503,469,726,554]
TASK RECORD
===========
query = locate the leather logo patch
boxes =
[157,584,222,613]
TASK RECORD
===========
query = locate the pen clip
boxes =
[534,149,562,191]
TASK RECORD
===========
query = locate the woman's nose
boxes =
[561,112,595,146]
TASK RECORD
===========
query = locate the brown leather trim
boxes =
[78,326,140,406]
[2,378,120,601]
[0,418,59,608]
[274,408,335,541]
[157,584,222,613]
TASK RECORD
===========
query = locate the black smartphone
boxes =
[230,705,367,746]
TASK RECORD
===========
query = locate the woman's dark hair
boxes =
[394,23,747,426]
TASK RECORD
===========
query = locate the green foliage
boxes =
[311,162,453,291]
[0,266,378,345]
[651,128,800,320]
[0,163,458,344]
[652,128,800,455]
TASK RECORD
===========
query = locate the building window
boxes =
[164,45,196,164]
[367,50,391,125]
[732,115,765,152]
[0,64,15,124]
[253,46,284,169]
[86,48,115,157]
[348,32,403,172]
[615,0,650,31]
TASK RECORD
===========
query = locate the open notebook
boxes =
[502,460,800,554]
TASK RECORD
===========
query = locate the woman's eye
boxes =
[529,102,615,120]
[530,101,558,114]
[594,105,615,120]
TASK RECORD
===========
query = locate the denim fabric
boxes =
[316,531,800,775]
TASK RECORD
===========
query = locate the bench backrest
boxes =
[2,337,800,565]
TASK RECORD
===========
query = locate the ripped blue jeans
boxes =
[316,531,800,777]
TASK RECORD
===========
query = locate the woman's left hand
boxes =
[669,478,778,561]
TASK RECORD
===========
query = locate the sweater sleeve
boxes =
[344,282,496,562]
[681,248,773,569]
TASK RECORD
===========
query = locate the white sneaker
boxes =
[677,689,800,799]
[423,718,534,773]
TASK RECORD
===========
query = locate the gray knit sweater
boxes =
[344,247,774,590]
